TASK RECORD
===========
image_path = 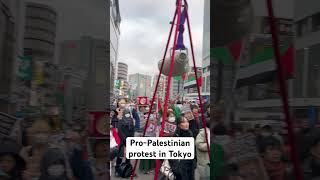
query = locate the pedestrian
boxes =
[64,130,94,180]
[115,109,134,177]
[259,136,288,180]
[303,137,320,179]
[38,148,71,180]
[139,115,156,174]
[92,140,109,180]
[195,118,210,180]
[162,109,177,137]
[182,105,199,139]
[168,116,196,180]
[20,119,52,180]
[0,138,26,180]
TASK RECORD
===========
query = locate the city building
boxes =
[129,73,152,98]
[117,62,128,96]
[59,36,108,122]
[151,74,166,101]
[110,0,121,101]
[117,62,128,81]
[233,0,320,130]
[0,0,26,113]
[202,0,210,96]
[184,67,202,95]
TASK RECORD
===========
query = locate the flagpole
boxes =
[226,37,249,128]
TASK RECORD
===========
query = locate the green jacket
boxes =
[211,143,226,180]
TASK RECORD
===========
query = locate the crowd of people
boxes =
[0,109,108,180]
[110,97,210,180]
[211,104,320,180]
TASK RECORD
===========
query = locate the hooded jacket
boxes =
[39,148,70,180]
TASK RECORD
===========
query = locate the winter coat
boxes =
[68,146,94,180]
[196,128,210,180]
[39,148,70,180]
[0,139,26,180]
[296,128,320,161]
[189,119,199,139]
[169,128,196,180]
[117,117,135,146]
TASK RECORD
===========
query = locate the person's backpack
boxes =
[118,162,133,178]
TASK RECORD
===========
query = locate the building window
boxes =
[297,18,310,37]
[312,13,320,32]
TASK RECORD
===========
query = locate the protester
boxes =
[92,140,109,180]
[169,116,196,180]
[303,137,320,179]
[38,148,71,180]
[139,114,156,174]
[259,136,289,180]
[20,119,51,180]
[0,138,26,180]
[64,130,94,180]
[162,109,177,137]
[182,105,199,139]
[115,108,134,176]
[196,118,210,180]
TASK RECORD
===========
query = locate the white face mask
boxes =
[125,114,131,118]
[47,164,65,177]
[120,104,126,108]
[168,117,175,123]
[145,108,150,111]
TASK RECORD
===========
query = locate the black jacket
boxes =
[169,128,196,180]
[189,119,199,139]
[117,117,135,146]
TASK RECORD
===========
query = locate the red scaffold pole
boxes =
[184,0,210,159]
[154,0,183,179]
[266,0,303,179]
[130,8,178,180]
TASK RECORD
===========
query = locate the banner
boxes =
[17,56,32,80]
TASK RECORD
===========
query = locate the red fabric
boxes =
[82,146,89,160]
[112,128,120,145]
[281,44,294,77]
[228,40,243,61]
[197,77,202,87]
[182,73,187,80]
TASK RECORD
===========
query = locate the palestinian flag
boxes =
[235,41,294,88]
[211,40,243,64]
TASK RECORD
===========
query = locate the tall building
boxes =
[59,36,108,122]
[24,2,57,58]
[0,0,25,113]
[129,73,152,98]
[234,0,312,129]
[202,0,210,95]
[110,0,121,101]
[117,62,128,81]
[184,67,202,94]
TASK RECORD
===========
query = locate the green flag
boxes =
[17,56,32,80]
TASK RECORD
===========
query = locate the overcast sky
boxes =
[118,0,204,76]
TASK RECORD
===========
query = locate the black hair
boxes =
[259,136,281,154]
[254,124,261,129]
[213,123,227,135]
[176,116,187,125]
